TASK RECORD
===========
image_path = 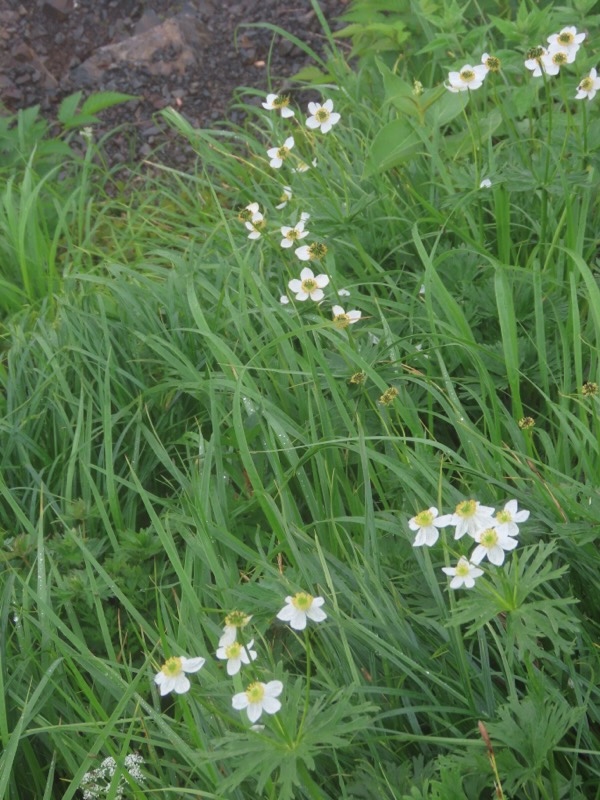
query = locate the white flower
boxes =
[245,218,264,240]
[295,242,328,262]
[262,93,295,118]
[292,158,317,173]
[232,680,283,723]
[154,656,205,696]
[481,53,501,72]
[305,99,341,133]
[442,557,484,589]
[275,186,292,209]
[576,67,600,100]
[448,499,495,540]
[493,500,530,537]
[280,294,290,305]
[446,64,488,92]
[218,611,253,647]
[280,219,309,248]
[244,202,262,222]
[216,639,257,676]
[547,26,586,60]
[471,527,518,566]
[541,47,570,75]
[267,136,295,169]
[408,506,453,547]
[480,178,492,188]
[332,305,361,329]
[338,288,351,297]
[288,267,329,302]
[80,126,93,141]
[525,47,549,77]
[300,211,310,222]
[276,592,327,630]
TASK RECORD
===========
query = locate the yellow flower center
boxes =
[334,313,350,329]
[246,682,265,703]
[274,95,290,109]
[225,610,251,628]
[161,657,183,677]
[292,592,313,611]
[309,243,327,260]
[286,228,300,241]
[225,642,242,659]
[455,559,470,578]
[238,208,252,222]
[496,509,512,524]
[277,146,290,159]
[414,509,434,527]
[301,277,318,292]
[485,56,501,71]
[580,77,594,92]
[455,499,476,519]
[552,52,568,65]
[480,528,498,548]
[460,69,475,82]
[558,32,574,45]
[315,108,330,122]
[527,46,544,60]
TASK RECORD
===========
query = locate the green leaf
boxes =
[57,91,83,125]
[365,118,421,176]
[79,91,137,116]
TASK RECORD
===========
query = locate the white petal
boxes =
[261,696,282,715]
[300,267,315,280]
[323,99,334,111]
[246,702,263,723]
[306,117,320,129]
[332,305,345,316]
[310,289,325,302]
[288,279,302,293]
[172,675,191,694]
[232,692,249,710]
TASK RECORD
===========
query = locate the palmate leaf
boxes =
[447,542,579,662]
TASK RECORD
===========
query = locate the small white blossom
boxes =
[525,47,549,77]
[280,294,290,305]
[481,53,501,72]
[332,305,361,328]
[245,218,264,239]
[232,680,283,723]
[446,64,488,92]
[267,136,295,169]
[300,211,311,222]
[288,267,329,302]
[275,186,292,209]
[471,527,518,566]
[292,158,317,173]
[338,288,351,297]
[576,67,600,100]
[305,99,341,133]
[295,242,328,262]
[442,557,484,589]
[547,26,586,60]
[216,639,257,676]
[409,506,453,547]
[280,219,309,248]
[541,47,570,75]
[480,178,492,188]
[218,611,253,647]
[262,93,295,118]
[493,500,530,537]
[244,202,263,222]
[448,499,495,540]
[277,592,327,630]
[154,656,205,696]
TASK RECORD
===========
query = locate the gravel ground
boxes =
[0,0,350,167]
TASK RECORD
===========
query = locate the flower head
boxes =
[245,217,265,240]
[446,64,488,92]
[547,26,585,60]
[541,47,570,75]
[493,500,530,537]
[480,178,492,189]
[409,506,452,547]
[216,639,258,676]
[239,202,262,223]
[449,499,495,540]
[576,67,600,100]
[481,53,501,72]
[267,136,295,169]
[288,267,329,302]
[305,99,341,133]
[219,610,252,647]
[232,680,283,723]
[280,219,309,248]
[277,592,327,630]
[471,527,518,566]
[275,186,292,209]
[332,305,362,329]
[154,655,205,696]
[442,557,484,589]
[262,93,295,118]
[525,46,548,77]
[295,242,328,262]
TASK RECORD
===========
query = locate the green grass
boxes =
[1,1,600,798]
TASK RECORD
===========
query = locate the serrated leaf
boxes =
[57,91,83,125]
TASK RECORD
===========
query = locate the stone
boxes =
[43,0,72,18]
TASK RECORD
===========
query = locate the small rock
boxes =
[42,0,72,18]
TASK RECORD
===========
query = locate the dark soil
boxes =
[0,0,350,167]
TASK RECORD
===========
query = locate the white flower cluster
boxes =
[408,499,530,589]
[446,26,599,101]
[79,754,144,800]
[238,94,363,329]
[153,593,327,724]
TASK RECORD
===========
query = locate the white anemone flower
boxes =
[244,202,262,222]
[267,136,295,169]
[448,499,495,540]
[493,500,530,537]
[280,294,290,305]
[232,680,283,723]
[276,592,327,630]
[337,288,351,297]
[262,93,295,118]
[332,305,361,328]
[305,99,341,133]
[408,506,452,547]
[547,26,586,60]
[295,242,328,262]
[245,216,264,240]
[154,656,205,696]
[471,527,519,566]
[275,186,292,209]
[280,219,309,248]
[216,639,258,676]
[446,63,488,92]
[525,47,549,77]
[480,178,492,188]
[442,557,484,589]
[288,267,329,301]
[576,67,600,100]
[218,611,253,647]
[541,47,570,75]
